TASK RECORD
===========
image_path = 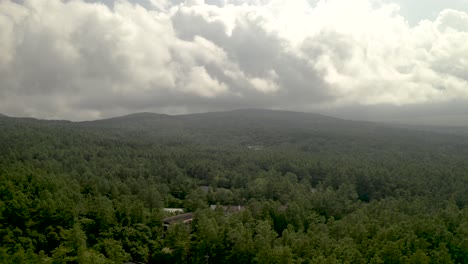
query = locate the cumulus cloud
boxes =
[0,0,468,123]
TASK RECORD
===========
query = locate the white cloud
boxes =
[183,66,228,97]
[0,0,468,122]
[292,1,468,106]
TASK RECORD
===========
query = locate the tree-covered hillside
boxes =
[0,110,467,263]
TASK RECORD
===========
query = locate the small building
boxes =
[163,212,194,229]
[163,208,184,213]
[247,145,263,150]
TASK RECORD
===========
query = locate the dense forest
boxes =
[0,109,467,263]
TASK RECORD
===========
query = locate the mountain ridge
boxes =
[1,109,343,123]
[1,109,467,137]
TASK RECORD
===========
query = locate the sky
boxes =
[1,0,468,125]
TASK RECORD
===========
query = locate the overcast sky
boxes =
[1,0,468,125]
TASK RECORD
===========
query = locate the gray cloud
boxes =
[0,0,468,124]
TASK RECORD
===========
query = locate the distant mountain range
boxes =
[1,109,467,139]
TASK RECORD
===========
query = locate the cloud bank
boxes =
[1,0,468,123]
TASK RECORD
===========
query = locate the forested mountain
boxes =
[0,109,467,263]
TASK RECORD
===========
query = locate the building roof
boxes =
[163,212,194,225]
[163,208,184,213]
